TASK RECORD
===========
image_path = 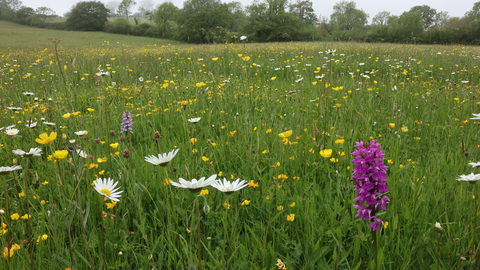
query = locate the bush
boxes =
[106,18,132,35]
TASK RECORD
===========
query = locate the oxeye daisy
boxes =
[170,174,217,193]
[144,149,180,167]
[456,173,480,183]
[187,117,201,124]
[0,166,22,175]
[211,178,249,194]
[12,148,42,157]
[5,128,19,136]
[75,130,88,136]
[94,178,122,202]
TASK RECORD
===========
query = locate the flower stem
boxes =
[23,159,34,270]
[2,175,11,270]
[165,167,187,270]
[196,196,202,270]
[221,197,229,268]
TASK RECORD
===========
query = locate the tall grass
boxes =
[1,27,480,269]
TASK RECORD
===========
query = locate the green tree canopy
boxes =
[117,0,136,21]
[154,2,179,38]
[330,0,368,31]
[66,1,109,31]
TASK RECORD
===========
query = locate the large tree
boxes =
[154,2,179,38]
[409,5,436,29]
[289,0,317,25]
[117,0,136,21]
[35,6,55,23]
[66,1,109,31]
[176,0,232,43]
[330,0,368,31]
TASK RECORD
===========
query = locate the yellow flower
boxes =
[320,149,333,158]
[18,191,24,198]
[335,139,344,144]
[389,123,395,129]
[262,149,269,154]
[99,170,105,175]
[384,222,389,229]
[401,126,408,132]
[87,108,94,112]
[266,129,272,134]
[212,57,218,61]
[110,143,119,149]
[53,150,69,160]
[278,130,293,139]
[41,200,46,205]
[271,77,276,81]
[335,103,341,108]
[190,138,197,145]
[218,171,222,177]
[41,180,48,186]
[192,149,198,154]
[200,189,209,196]
[312,81,317,85]
[287,214,295,222]
[277,206,284,211]
[71,111,81,116]
[2,243,20,258]
[21,214,31,220]
[248,180,259,188]
[106,201,117,209]
[241,200,250,206]
[97,158,107,163]
[89,163,98,169]
[62,113,71,119]
[332,86,344,91]
[278,174,288,180]
[202,156,209,162]
[290,202,295,207]
[10,213,19,220]
[399,164,404,168]
[36,132,57,144]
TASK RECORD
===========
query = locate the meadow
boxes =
[1,20,480,269]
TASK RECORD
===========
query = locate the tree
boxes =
[176,0,232,43]
[137,0,154,17]
[226,1,246,32]
[15,6,34,20]
[154,2,179,38]
[66,1,109,31]
[289,0,317,25]
[106,1,120,16]
[330,0,368,31]
[0,0,22,19]
[372,11,390,26]
[35,6,55,23]
[117,0,136,21]
[409,5,436,29]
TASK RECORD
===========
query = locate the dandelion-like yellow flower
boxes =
[320,149,333,158]
[287,214,295,222]
[389,123,395,129]
[11,213,19,220]
[190,138,197,145]
[36,132,57,144]
[53,150,69,160]
[278,130,292,139]
[110,143,119,149]
[401,126,408,132]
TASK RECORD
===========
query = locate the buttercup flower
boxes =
[36,132,57,144]
[278,130,292,139]
[170,174,217,193]
[94,178,122,202]
[53,150,69,160]
[211,178,249,194]
[144,149,180,167]
[320,149,333,158]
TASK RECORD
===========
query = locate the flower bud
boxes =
[12,158,17,165]
[109,130,115,137]
[435,222,443,232]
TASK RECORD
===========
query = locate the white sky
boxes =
[19,0,477,22]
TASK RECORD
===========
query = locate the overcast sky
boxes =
[20,0,478,22]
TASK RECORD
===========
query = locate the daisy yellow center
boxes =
[100,189,111,196]
[8,131,14,135]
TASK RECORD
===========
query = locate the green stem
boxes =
[221,197,229,268]
[2,175,11,270]
[196,196,202,270]
[165,167,187,270]
[23,158,34,270]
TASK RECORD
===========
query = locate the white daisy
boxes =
[25,121,37,128]
[187,117,201,123]
[76,149,88,158]
[5,128,19,136]
[6,107,22,111]
[0,165,22,175]
[94,178,122,202]
[43,122,56,126]
[456,173,480,183]
[326,49,336,55]
[240,36,247,41]
[470,113,480,120]
[144,149,180,167]
[75,130,88,136]
[12,148,42,157]
[211,178,249,194]
[170,174,217,192]
[469,162,480,168]
[23,92,35,96]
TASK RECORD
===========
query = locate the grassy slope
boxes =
[0,20,179,50]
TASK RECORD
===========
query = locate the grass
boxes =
[1,20,480,269]
[0,20,178,50]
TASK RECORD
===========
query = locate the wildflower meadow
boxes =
[1,26,480,269]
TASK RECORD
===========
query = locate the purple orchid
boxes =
[121,111,133,133]
[351,140,390,231]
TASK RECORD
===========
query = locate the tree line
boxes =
[1,0,480,44]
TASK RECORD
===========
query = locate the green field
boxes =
[1,20,480,269]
